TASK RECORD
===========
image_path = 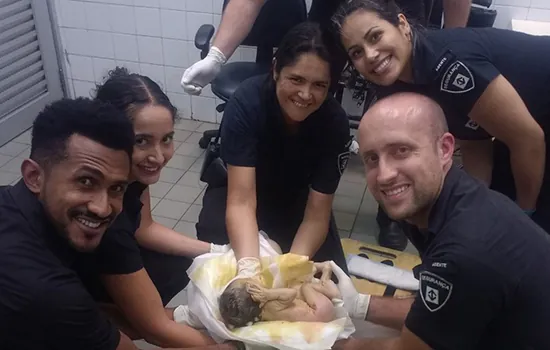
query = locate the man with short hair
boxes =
[0,98,237,350]
[330,92,550,349]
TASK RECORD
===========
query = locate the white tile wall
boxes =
[492,0,550,29]
[52,0,550,122]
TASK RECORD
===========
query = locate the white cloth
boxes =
[179,232,355,350]
[347,254,419,291]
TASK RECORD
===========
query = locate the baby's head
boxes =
[219,278,262,328]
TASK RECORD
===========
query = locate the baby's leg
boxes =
[300,283,336,322]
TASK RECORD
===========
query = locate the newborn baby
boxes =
[219,261,341,328]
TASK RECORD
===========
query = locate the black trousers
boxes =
[195,185,350,275]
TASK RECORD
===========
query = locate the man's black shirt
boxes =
[403,166,550,349]
[0,181,120,350]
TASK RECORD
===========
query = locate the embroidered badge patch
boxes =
[338,151,350,175]
[419,271,453,312]
[440,61,475,94]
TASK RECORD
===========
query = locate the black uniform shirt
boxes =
[74,181,147,303]
[403,166,550,349]
[379,27,550,140]
[0,181,120,350]
[220,74,351,213]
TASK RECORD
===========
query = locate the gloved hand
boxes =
[210,243,231,254]
[327,260,371,320]
[236,257,262,278]
[173,305,204,329]
[181,46,227,95]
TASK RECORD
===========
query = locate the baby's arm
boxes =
[300,283,336,322]
[247,282,297,312]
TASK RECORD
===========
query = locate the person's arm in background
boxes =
[212,0,266,59]
[442,0,472,28]
[469,75,545,211]
[181,0,266,94]
[135,188,228,257]
[291,105,350,258]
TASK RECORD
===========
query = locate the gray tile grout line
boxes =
[348,179,369,238]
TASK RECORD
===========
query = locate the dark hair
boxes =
[272,21,333,76]
[219,281,262,328]
[94,66,178,122]
[30,98,135,167]
[332,0,404,33]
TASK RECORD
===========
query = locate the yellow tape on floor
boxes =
[341,238,421,297]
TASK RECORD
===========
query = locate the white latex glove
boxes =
[173,305,204,329]
[328,260,371,320]
[181,46,227,95]
[236,257,261,278]
[210,243,231,254]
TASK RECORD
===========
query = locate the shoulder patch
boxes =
[440,61,475,94]
[338,151,350,175]
[419,271,453,312]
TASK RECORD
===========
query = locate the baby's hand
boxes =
[246,281,268,305]
[313,261,333,281]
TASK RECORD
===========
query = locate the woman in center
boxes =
[196,21,351,278]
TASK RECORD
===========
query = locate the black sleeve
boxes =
[310,102,351,194]
[405,251,505,350]
[95,218,144,275]
[39,279,121,350]
[435,41,501,139]
[220,94,260,167]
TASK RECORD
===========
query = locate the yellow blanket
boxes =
[185,234,355,350]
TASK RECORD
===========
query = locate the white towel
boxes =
[347,254,419,291]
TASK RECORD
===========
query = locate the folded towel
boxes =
[347,254,419,291]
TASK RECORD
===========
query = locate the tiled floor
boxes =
[0,118,417,254]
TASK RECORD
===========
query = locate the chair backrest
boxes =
[222,0,308,63]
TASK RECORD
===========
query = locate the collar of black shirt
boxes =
[9,179,77,266]
[404,165,466,248]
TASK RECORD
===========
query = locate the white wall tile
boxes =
[186,12,213,41]
[73,80,96,98]
[113,34,139,61]
[102,0,134,5]
[137,36,164,64]
[135,0,160,7]
[493,5,529,28]
[135,7,162,36]
[63,28,91,56]
[161,0,186,11]
[88,31,116,59]
[212,0,224,14]
[527,8,550,21]
[163,38,188,67]
[187,0,213,13]
[59,0,87,28]
[161,9,188,40]
[116,60,141,73]
[164,66,184,93]
[92,58,117,82]
[140,63,167,90]
[213,14,222,29]
[84,2,111,31]
[186,41,201,66]
[108,5,137,34]
[191,96,216,122]
[531,0,550,9]
[494,0,531,6]
[68,55,95,81]
[168,92,192,119]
